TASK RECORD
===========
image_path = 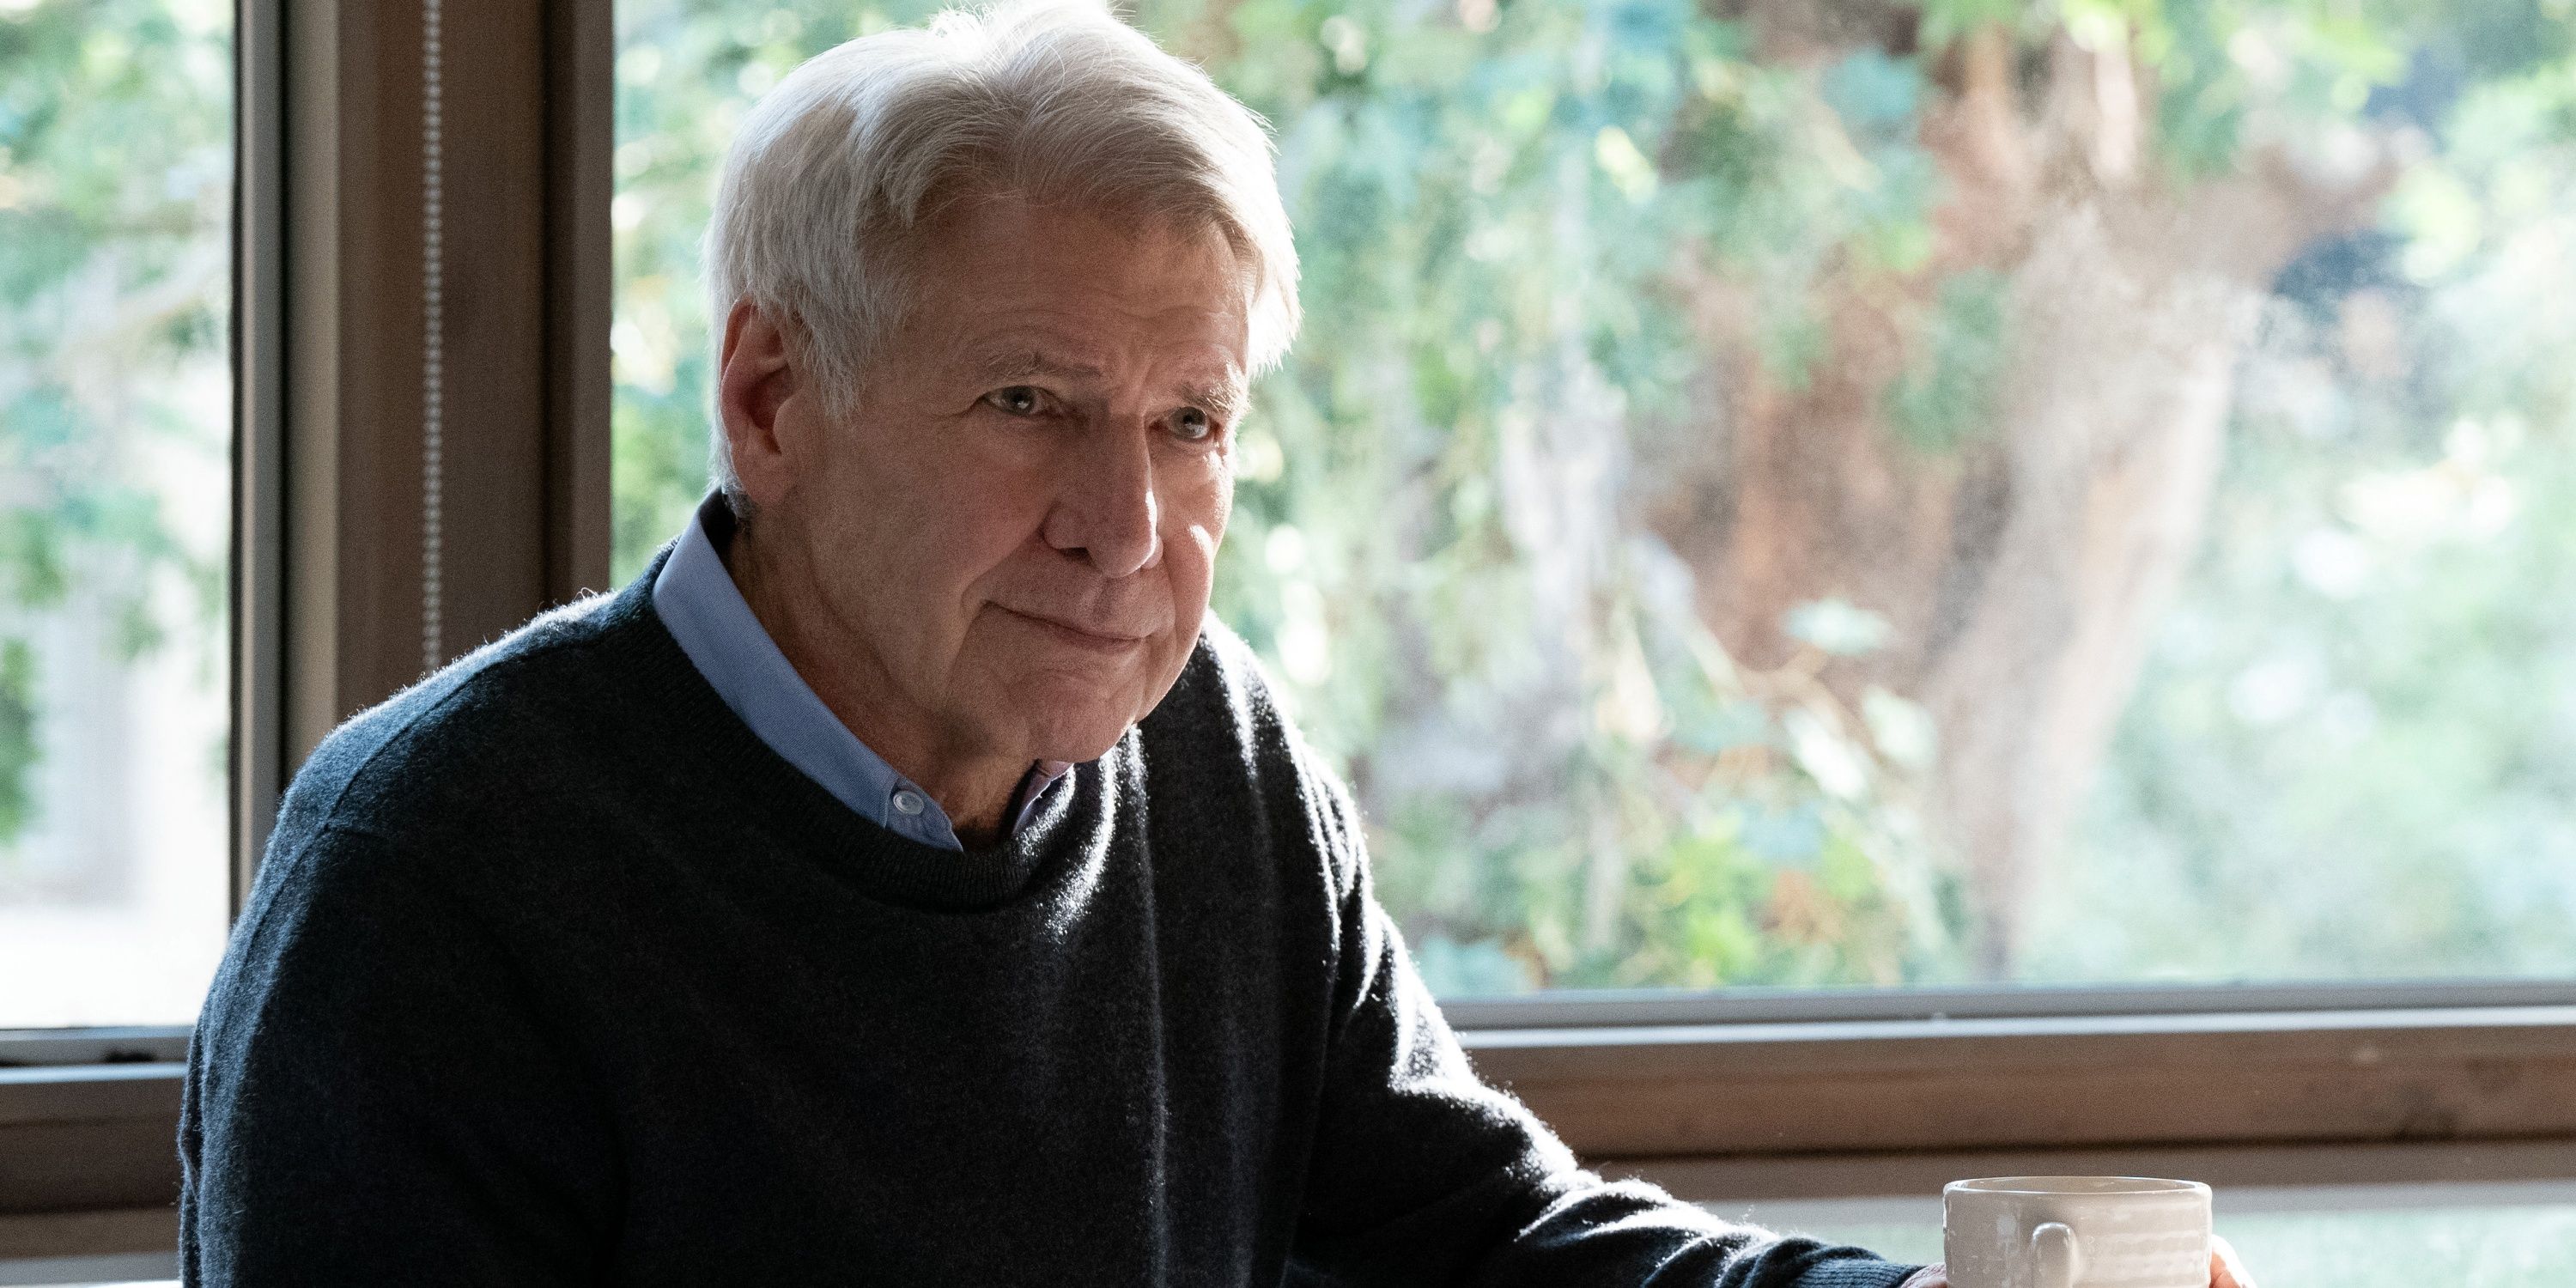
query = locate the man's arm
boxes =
[1286,758,1923,1288]
[181,825,616,1286]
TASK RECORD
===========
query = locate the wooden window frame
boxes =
[3,0,2574,1271]
[1450,984,2576,1200]
[2,0,614,1269]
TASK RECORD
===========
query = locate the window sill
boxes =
[0,1061,185,1216]
[0,1207,176,1281]
[1456,1000,2576,1168]
[5,999,2573,1237]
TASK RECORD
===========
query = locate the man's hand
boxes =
[2211,1235,2257,1287]
[1899,1235,2257,1288]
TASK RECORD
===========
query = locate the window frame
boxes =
[1452,982,2576,1198]
[3,0,2574,1268]
[2,0,612,1266]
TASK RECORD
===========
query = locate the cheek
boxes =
[1173,454,1232,549]
[866,439,1054,605]
[1167,468,1230,610]
[929,489,1045,587]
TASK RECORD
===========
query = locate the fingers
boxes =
[2211,1235,2257,1288]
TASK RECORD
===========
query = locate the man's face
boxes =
[738,195,1249,772]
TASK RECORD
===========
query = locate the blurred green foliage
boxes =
[0,0,231,857]
[608,0,2576,993]
[15,0,2576,997]
[2038,52,2576,981]
[613,0,1974,991]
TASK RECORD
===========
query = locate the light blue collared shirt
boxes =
[653,496,1065,849]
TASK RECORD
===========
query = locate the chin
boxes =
[1024,717,1139,766]
[987,642,1191,762]
[1004,683,1156,764]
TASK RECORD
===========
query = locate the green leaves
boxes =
[0,639,36,850]
[608,0,2576,993]
[1885,270,2008,454]
[0,0,230,852]
[1921,0,2029,52]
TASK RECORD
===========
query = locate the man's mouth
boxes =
[999,607,1152,652]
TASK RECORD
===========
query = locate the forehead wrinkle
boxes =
[965,344,1107,387]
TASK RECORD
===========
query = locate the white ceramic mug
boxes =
[1942,1176,2211,1288]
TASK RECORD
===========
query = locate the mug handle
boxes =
[2029,1222,2082,1288]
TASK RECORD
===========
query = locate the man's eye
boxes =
[1173,408,1216,443]
[984,386,1044,416]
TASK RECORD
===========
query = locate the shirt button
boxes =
[891,790,926,817]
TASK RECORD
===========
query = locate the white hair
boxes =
[703,0,1302,501]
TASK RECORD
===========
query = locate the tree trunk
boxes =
[1653,21,2398,975]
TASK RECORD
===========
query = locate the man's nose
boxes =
[1043,421,1163,577]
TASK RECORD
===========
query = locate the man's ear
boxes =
[716,300,802,508]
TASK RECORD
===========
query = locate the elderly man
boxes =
[182,4,2250,1286]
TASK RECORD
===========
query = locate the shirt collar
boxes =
[651,494,1066,848]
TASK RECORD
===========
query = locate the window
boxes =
[611,2,2576,995]
[0,0,234,1029]
[1735,1183,2576,1288]
[0,0,607,1267]
[6,0,2571,1271]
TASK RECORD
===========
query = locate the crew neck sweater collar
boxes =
[607,545,1108,913]
[650,493,1071,849]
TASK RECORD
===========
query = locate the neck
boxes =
[726,517,1025,844]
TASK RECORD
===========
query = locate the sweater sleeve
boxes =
[180,824,617,1286]
[1287,758,1923,1288]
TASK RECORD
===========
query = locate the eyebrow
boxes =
[968,349,1108,388]
[1182,378,1249,424]
[969,348,1249,423]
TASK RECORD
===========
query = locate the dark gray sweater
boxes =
[179,554,1922,1287]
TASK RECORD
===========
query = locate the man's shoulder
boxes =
[1145,617,1367,888]
[1149,616,1297,767]
[274,582,663,849]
